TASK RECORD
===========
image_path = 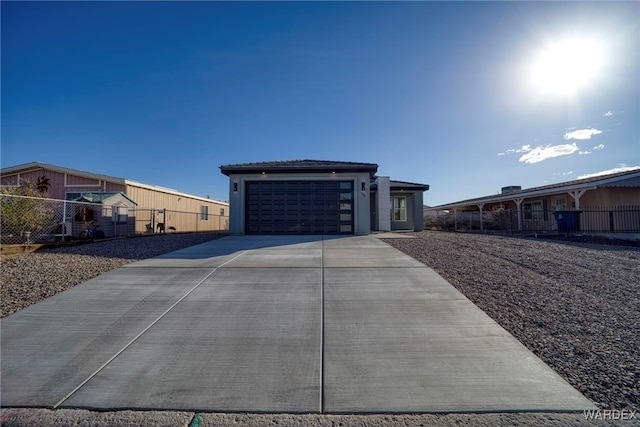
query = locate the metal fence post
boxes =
[112,205,116,237]
[61,201,67,242]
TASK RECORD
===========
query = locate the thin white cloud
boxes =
[563,128,602,140]
[553,171,574,176]
[519,144,531,152]
[578,165,640,179]
[603,110,614,116]
[580,143,605,155]
[500,128,605,161]
[519,143,579,164]
[498,145,531,156]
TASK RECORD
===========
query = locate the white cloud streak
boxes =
[500,137,605,164]
[579,143,605,155]
[578,165,640,179]
[563,128,602,140]
[500,126,606,163]
[519,143,579,164]
[498,145,531,156]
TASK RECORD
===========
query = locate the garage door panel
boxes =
[246,181,354,235]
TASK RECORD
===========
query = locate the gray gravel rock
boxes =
[0,408,632,427]
[383,231,640,412]
[1,233,226,317]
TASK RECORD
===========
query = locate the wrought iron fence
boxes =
[426,206,640,235]
[0,194,229,245]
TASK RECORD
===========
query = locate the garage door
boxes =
[246,181,354,235]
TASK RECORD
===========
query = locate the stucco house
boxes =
[1,162,229,238]
[220,160,429,235]
[425,168,640,234]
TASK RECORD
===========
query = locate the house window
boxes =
[200,205,209,221]
[523,201,544,220]
[555,196,566,211]
[391,196,407,222]
[220,208,225,216]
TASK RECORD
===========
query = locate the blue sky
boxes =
[2,1,638,206]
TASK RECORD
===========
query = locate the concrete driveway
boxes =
[1,235,595,413]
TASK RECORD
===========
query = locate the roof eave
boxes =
[1,161,127,185]
[390,184,430,192]
[220,164,378,177]
[431,183,602,210]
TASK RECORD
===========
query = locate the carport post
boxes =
[514,198,523,231]
[568,189,587,210]
[454,208,458,230]
[478,203,485,232]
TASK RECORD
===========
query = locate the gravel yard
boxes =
[383,231,640,412]
[1,232,227,318]
[1,230,638,426]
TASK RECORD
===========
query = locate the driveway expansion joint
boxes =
[52,250,249,409]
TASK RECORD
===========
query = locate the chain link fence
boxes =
[1,194,229,245]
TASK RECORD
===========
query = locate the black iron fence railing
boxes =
[426,205,640,235]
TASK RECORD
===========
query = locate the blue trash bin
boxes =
[553,211,582,233]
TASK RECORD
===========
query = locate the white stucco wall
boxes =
[374,177,391,231]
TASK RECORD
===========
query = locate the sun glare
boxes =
[531,38,603,96]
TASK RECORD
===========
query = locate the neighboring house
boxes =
[426,169,640,234]
[1,162,229,237]
[219,160,429,235]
